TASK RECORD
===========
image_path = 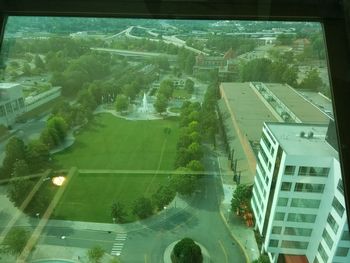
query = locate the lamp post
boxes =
[112,217,116,224]
[164,206,167,221]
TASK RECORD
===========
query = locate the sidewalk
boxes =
[215,138,260,262]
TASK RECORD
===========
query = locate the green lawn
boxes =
[54,113,179,170]
[52,113,179,222]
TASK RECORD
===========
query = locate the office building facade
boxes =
[0,83,25,126]
[251,122,350,263]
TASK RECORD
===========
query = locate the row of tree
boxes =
[240,57,324,91]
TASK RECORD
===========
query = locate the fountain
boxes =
[140,93,149,113]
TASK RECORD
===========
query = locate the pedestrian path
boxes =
[111,232,127,256]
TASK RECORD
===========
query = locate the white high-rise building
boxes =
[0,83,25,126]
[251,122,350,263]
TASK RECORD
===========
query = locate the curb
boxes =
[219,209,250,263]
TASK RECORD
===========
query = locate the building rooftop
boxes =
[266,122,338,159]
[220,82,278,142]
[264,83,329,124]
[0,83,20,89]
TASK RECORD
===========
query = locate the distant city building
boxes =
[251,121,350,263]
[0,83,25,126]
[194,48,237,81]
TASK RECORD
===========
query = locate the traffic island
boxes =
[163,239,210,263]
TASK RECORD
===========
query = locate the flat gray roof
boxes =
[220,82,278,142]
[266,122,338,159]
[265,83,329,124]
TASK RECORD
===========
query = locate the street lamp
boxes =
[36,213,40,220]
[112,218,116,224]
[164,206,167,221]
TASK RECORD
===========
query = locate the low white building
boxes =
[251,122,350,263]
[0,83,25,126]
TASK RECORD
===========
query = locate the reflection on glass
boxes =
[0,17,348,263]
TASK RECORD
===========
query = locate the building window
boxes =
[337,180,344,195]
[284,165,295,175]
[12,100,19,111]
[332,197,345,217]
[269,239,279,247]
[18,98,25,108]
[281,182,292,191]
[274,212,285,221]
[284,227,312,237]
[291,198,321,209]
[294,183,325,193]
[259,149,269,166]
[327,213,339,234]
[335,247,349,257]
[298,166,329,177]
[318,244,328,262]
[281,240,308,249]
[0,105,5,117]
[322,229,333,249]
[5,102,13,114]
[272,226,282,234]
[287,213,316,223]
[261,132,272,151]
[341,230,350,241]
[277,197,289,206]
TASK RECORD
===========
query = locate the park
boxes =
[51,113,179,223]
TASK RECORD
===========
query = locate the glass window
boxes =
[284,165,295,175]
[281,240,308,249]
[341,230,350,241]
[327,213,339,234]
[332,197,345,217]
[294,183,325,193]
[281,182,291,191]
[277,197,289,206]
[337,180,344,195]
[274,212,285,221]
[298,166,329,177]
[284,227,312,237]
[0,105,5,116]
[287,213,317,223]
[269,239,279,247]
[318,244,328,262]
[335,247,349,257]
[259,149,269,166]
[272,226,282,234]
[322,229,333,249]
[291,198,321,209]
[5,102,13,114]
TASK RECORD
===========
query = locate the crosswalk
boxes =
[111,232,127,256]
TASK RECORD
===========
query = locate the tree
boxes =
[186,160,204,172]
[172,238,203,263]
[115,95,129,112]
[184,54,196,75]
[1,137,26,179]
[26,140,50,172]
[47,116,68,142]
[276,34,295,45]
[299,68,323,91]
[1,228,30,255]
[132,197,154,219]
[87,246,105,263]
[171,167,197,196]
[34,54,45,70]
[252,254,270,263]
[154,93,168,114]
[187,142,202,161]
[111,202,127,223]
[184,79,195,94]
[152,184,176,210]
[158,79,174,99]
[231,184,253,216]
